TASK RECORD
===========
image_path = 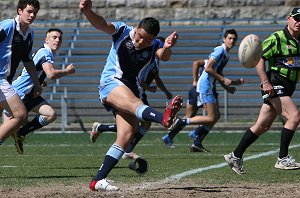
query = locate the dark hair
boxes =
[137,17,160,37]
[224,28,238,40]
[46,28,63,36]
[17,0,40,14]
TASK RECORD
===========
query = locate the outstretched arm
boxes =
[79,0,115,35]
[42,63,75,80]
[156,31,178,61]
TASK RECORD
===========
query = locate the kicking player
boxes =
[80,0,182,191]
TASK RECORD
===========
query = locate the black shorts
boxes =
[22,96,46,112]
[261,71,296,104]
[187,86,198,106]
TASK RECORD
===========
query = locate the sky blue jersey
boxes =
[12,44,54,99]
[197,43,229,94]
[0,16,34,83]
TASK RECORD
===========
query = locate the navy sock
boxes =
[136,105,163,124]
[93,144,124,181]
[98,124,117,133]
[233,128,258,158]
[193,126,210,146]
[18,115,47,137]
[125,126,147,153]
[279,127,295,159]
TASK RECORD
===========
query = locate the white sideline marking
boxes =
[166,143,300,181]
[132,143,300,190]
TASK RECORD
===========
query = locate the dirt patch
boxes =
[2,179,300,198]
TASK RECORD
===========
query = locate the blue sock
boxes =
[0,139,3,145]
[135,105,163,124]
[93,144,124,181]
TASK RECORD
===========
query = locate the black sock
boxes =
[233,128,258,158]
[125,127,146,153]
[98,124,117,133]
[18,116,47,137]
[193,126,210,146]
[279,127,295,159]
[168,119,186,140]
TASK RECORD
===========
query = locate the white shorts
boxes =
[0,79,17,102]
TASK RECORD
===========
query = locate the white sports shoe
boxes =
[90,178,119,191]
[274,155,300,170]
[89,122,101,143]
[122,152,140,160]
[224,152,244,175]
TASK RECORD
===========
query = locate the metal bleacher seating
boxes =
[28,20,291,131]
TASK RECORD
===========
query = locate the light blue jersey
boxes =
[197,43,229,105]
[99,21,163,101]
[12,44,54,99]
[0,16,34,83]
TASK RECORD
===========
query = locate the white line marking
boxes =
[131,143,300,190]
[166,143,300,181]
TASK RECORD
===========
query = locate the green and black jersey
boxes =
[262,26,300,82]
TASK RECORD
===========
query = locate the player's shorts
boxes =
[262,71,296,105]
[22,96,47,112]
[187,86,198,106]
[197,92,217,106]
[0,79,17,102]
[99,77,140,111]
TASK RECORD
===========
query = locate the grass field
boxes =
[1,130,300,194]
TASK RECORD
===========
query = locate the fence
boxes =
[24,19,292,131]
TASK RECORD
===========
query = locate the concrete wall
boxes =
[1,0,300,22]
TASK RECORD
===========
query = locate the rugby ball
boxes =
[238,34,262,68]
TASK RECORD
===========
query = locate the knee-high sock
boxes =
[125,126,147,153]
[279,127,295,159]
[233,128,258,159]
[93,144,124,181]
[97,124,117,133]
[18,115,48,137]
[135,105,163,124]
[193,125,210,146]
[168,118,189,140]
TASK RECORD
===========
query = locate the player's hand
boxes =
[261,81,274,96]
[226,86,236,94]
[235,78,244,85]
[192,80,197,87]
[66,63,75,74]
[223,77,232,86]
[79,0,92,11]
[164,31,178,48]
[33,85,43,98]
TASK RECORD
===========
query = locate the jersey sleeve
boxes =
[209,46,223,62]
[0,19,13,43]
[261,32,278,61]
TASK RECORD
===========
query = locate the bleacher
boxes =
[26,20,292,131]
